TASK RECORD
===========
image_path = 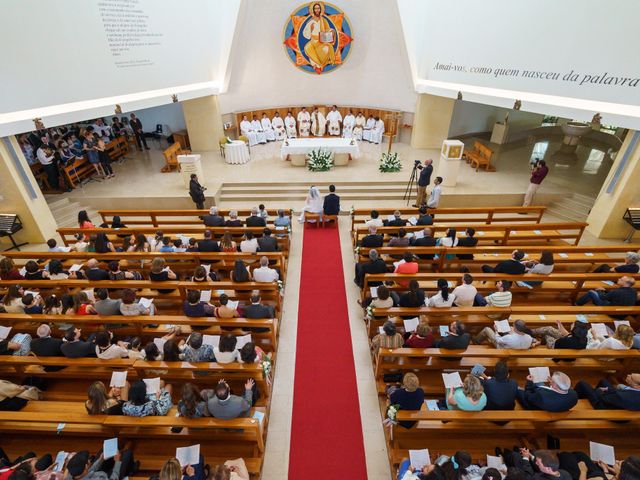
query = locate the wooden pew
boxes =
[0,313,279,349]
[361,272,640,303]
[0,402,265,453]
[373,346,640,384]
[357,245,634,272]
[465,140,495,171]
[161,142,190,173]
[3,251,288,281]
[350,206,546,230]
[99,209,293,227]
[56,227,291,254]
[352,222,588,247]
[61,156,95,188]
[105,135,129,162]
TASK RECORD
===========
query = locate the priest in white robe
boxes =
[285,111,297,138]
[326,105,342,136]
[272,112,286,141]
[240,115,259,146]
[353,112,365,141]
[311,108,326,137]
[342,109,356,139]
[250,115,267,144]
[370,117,385,144]
[261,113,276,142]
[362,115,376,142]
[297,107,311,137]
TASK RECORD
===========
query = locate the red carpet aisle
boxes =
[288,224,368,479]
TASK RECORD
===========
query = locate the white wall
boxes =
[448,100,543,138]
[130,103,186,135]
[218,0,417,114]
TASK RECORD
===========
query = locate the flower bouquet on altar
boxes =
[379,151,401,172]
[307,148,334,171]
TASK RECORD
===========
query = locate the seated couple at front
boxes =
[298,185,340,223]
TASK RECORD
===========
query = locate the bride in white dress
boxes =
[298,186,324,223]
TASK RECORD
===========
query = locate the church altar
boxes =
[280,138,360,166]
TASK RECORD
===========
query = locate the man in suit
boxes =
[203,206,224,227]
[517,371,578,411]
[197,230,220,252]
[323,184,341,216]
[480,360,518,410]
[416,206,433,225]
[84,258,109,280]
[224,211,243,227]
[242,295,275,318]
[129,112,149,150]
[246,207,266,227]
[257,228,278,252]
[482,249,526,274]
[575,374,640,411]
[30,324,63,357]
[383,210,407,227]
[204,379,254,420]
[413,159,433,207]
[93,288,122,316]
[409,227,437,259]
[456,227,478,260]
[354,249,388,288]
[359,226,384,248]
[60,327,96,358]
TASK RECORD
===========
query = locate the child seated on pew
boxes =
[21,293,43,314]
[122,379,173,417]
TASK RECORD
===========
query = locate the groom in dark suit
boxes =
[323,184,341,215]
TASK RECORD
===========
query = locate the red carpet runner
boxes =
[288,224,368,479]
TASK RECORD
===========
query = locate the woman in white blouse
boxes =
[524,251,554,286]
[437,228,458,247]
[427,278,456,307]
[588,324,635,350]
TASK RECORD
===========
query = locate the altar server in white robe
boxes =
[261,113,276,142]
[285,111,297,138]
[362,115,376,142]
[298,185,324,223]
[272,112,286,141]
[297,107,311,137]
[240,115,259,146]
[326,105,342,136]
[311,108,326,137]
[353,112,365,141]
[342,109,356,139]
[370,117,385,144]
[251,115,267,144]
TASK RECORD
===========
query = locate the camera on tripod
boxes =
[414,159,423,170]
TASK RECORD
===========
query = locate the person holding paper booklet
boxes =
[531,318,590,349]
[85,380,129,415]
[65,446,138,480]
[362,285,394,314]
[23,260,51,280]
[149,258,178,294]
[399,280,426,308]
[214,294,240,318]
[190,265,218,283]
[242,294,274,320]
[478,361,518,410]
[433,321,471,350]
[384,210,408,227]
[182,333,214,362]
[122,379,173,417]
[427,279,456,308]
[473,319,535,350]
[60,327,96,358]
[359,226,384,248]
[371,321,404,353]
[119,289,154,316]
[95,331,131,359]
[404,320,435,348]
[400,450,472,480]
[586,323,635,351]
[516,371,578,412]
[387,373,425,428]
[575,373,640,411]
[183,290,215,318]
[213,334,240,364]
[394,254,419,288]
[446,374,487,411]
[389,228,411,247]
[2,285,26,313]
[209,459,250,480]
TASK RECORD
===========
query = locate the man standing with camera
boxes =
[523,158,548,207]
[413,158,433,207]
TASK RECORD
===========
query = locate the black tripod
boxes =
[403,160,421,206]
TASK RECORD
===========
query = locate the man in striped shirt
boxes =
[475,280,513,307]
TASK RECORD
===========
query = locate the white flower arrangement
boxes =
[277,279,284,293]
[365,304,374,319]
[307,148,334,171]
[261,356,272,384]
[383,403,401,427]
[379,151,402,173]
[354,245,360,255]
[349,205,355,215]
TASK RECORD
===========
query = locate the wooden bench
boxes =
[62,155,95,188]
[357,245,634,272]
[350,206,546,230]
[99,209,293,227]
[361,272,639,303]
[465,140,495,171]
[352,222,588,248]
[56,227,291,255]
[161,142,190,173]
[105,135,130,163]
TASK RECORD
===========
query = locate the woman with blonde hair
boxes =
[404,319,434,348]
[388,372,425,428]
[150,257,177,293]
[85,380,128,415]
[159,458,183,480]
[588,324,635,350]
[446,374,487,411]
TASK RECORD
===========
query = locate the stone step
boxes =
[47,197,71,211]
[219,191,412,202]
[221,180,408,187]
[220,185,410,194]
